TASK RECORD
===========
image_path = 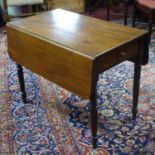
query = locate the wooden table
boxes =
[7,9,148,149]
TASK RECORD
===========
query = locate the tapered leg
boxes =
[17,64,27,103]
[90,68,99,149]
[132,41,143,119]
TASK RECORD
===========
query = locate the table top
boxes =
[7,9,147,59]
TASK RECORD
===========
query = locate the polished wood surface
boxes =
[7,25,93,99]
[7,9,148,99]
[7,9,147,58]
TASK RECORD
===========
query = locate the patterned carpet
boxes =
[0,27,155,154]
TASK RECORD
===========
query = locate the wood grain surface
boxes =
[7,9,148,98]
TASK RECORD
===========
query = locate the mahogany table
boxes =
[7,9,148,148]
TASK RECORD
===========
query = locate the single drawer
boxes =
[95,40,139,73]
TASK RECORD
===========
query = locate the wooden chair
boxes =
[107,0,134,25]
[132,0,155,42]
[2,0,49,21]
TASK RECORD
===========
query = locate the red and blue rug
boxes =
[0,28,155,154]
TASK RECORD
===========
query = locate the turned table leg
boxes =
[132,40,143,119]
[90,91,98,149]
[17,64,27,103]
[90,67,99,149]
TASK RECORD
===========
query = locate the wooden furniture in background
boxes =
[2,0,48,20]
[7,9,148,148]
[107,0,134,25]
[45,0,84,13]
[133,0,155,42]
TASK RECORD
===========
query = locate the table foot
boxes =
[92,136,97,149]
[21,92,27,103]
[17,64,27,103]
[91,104,97,149]
[132,108,137,120]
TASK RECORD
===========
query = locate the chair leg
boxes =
[85,0,92,14]
[107,0,110,21]
[148,13,153,43]
[132,4,137,27]
[124,2,128,25]
[84,0,88,12]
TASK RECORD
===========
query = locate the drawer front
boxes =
[96,40,139,73]
[117,42,139,62]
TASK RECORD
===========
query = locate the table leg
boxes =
[17,64,27,103]
[132,41,143,119]
[90,71,99,149]
[90,93,97,148]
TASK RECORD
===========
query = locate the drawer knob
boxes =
[120,52,126,59]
